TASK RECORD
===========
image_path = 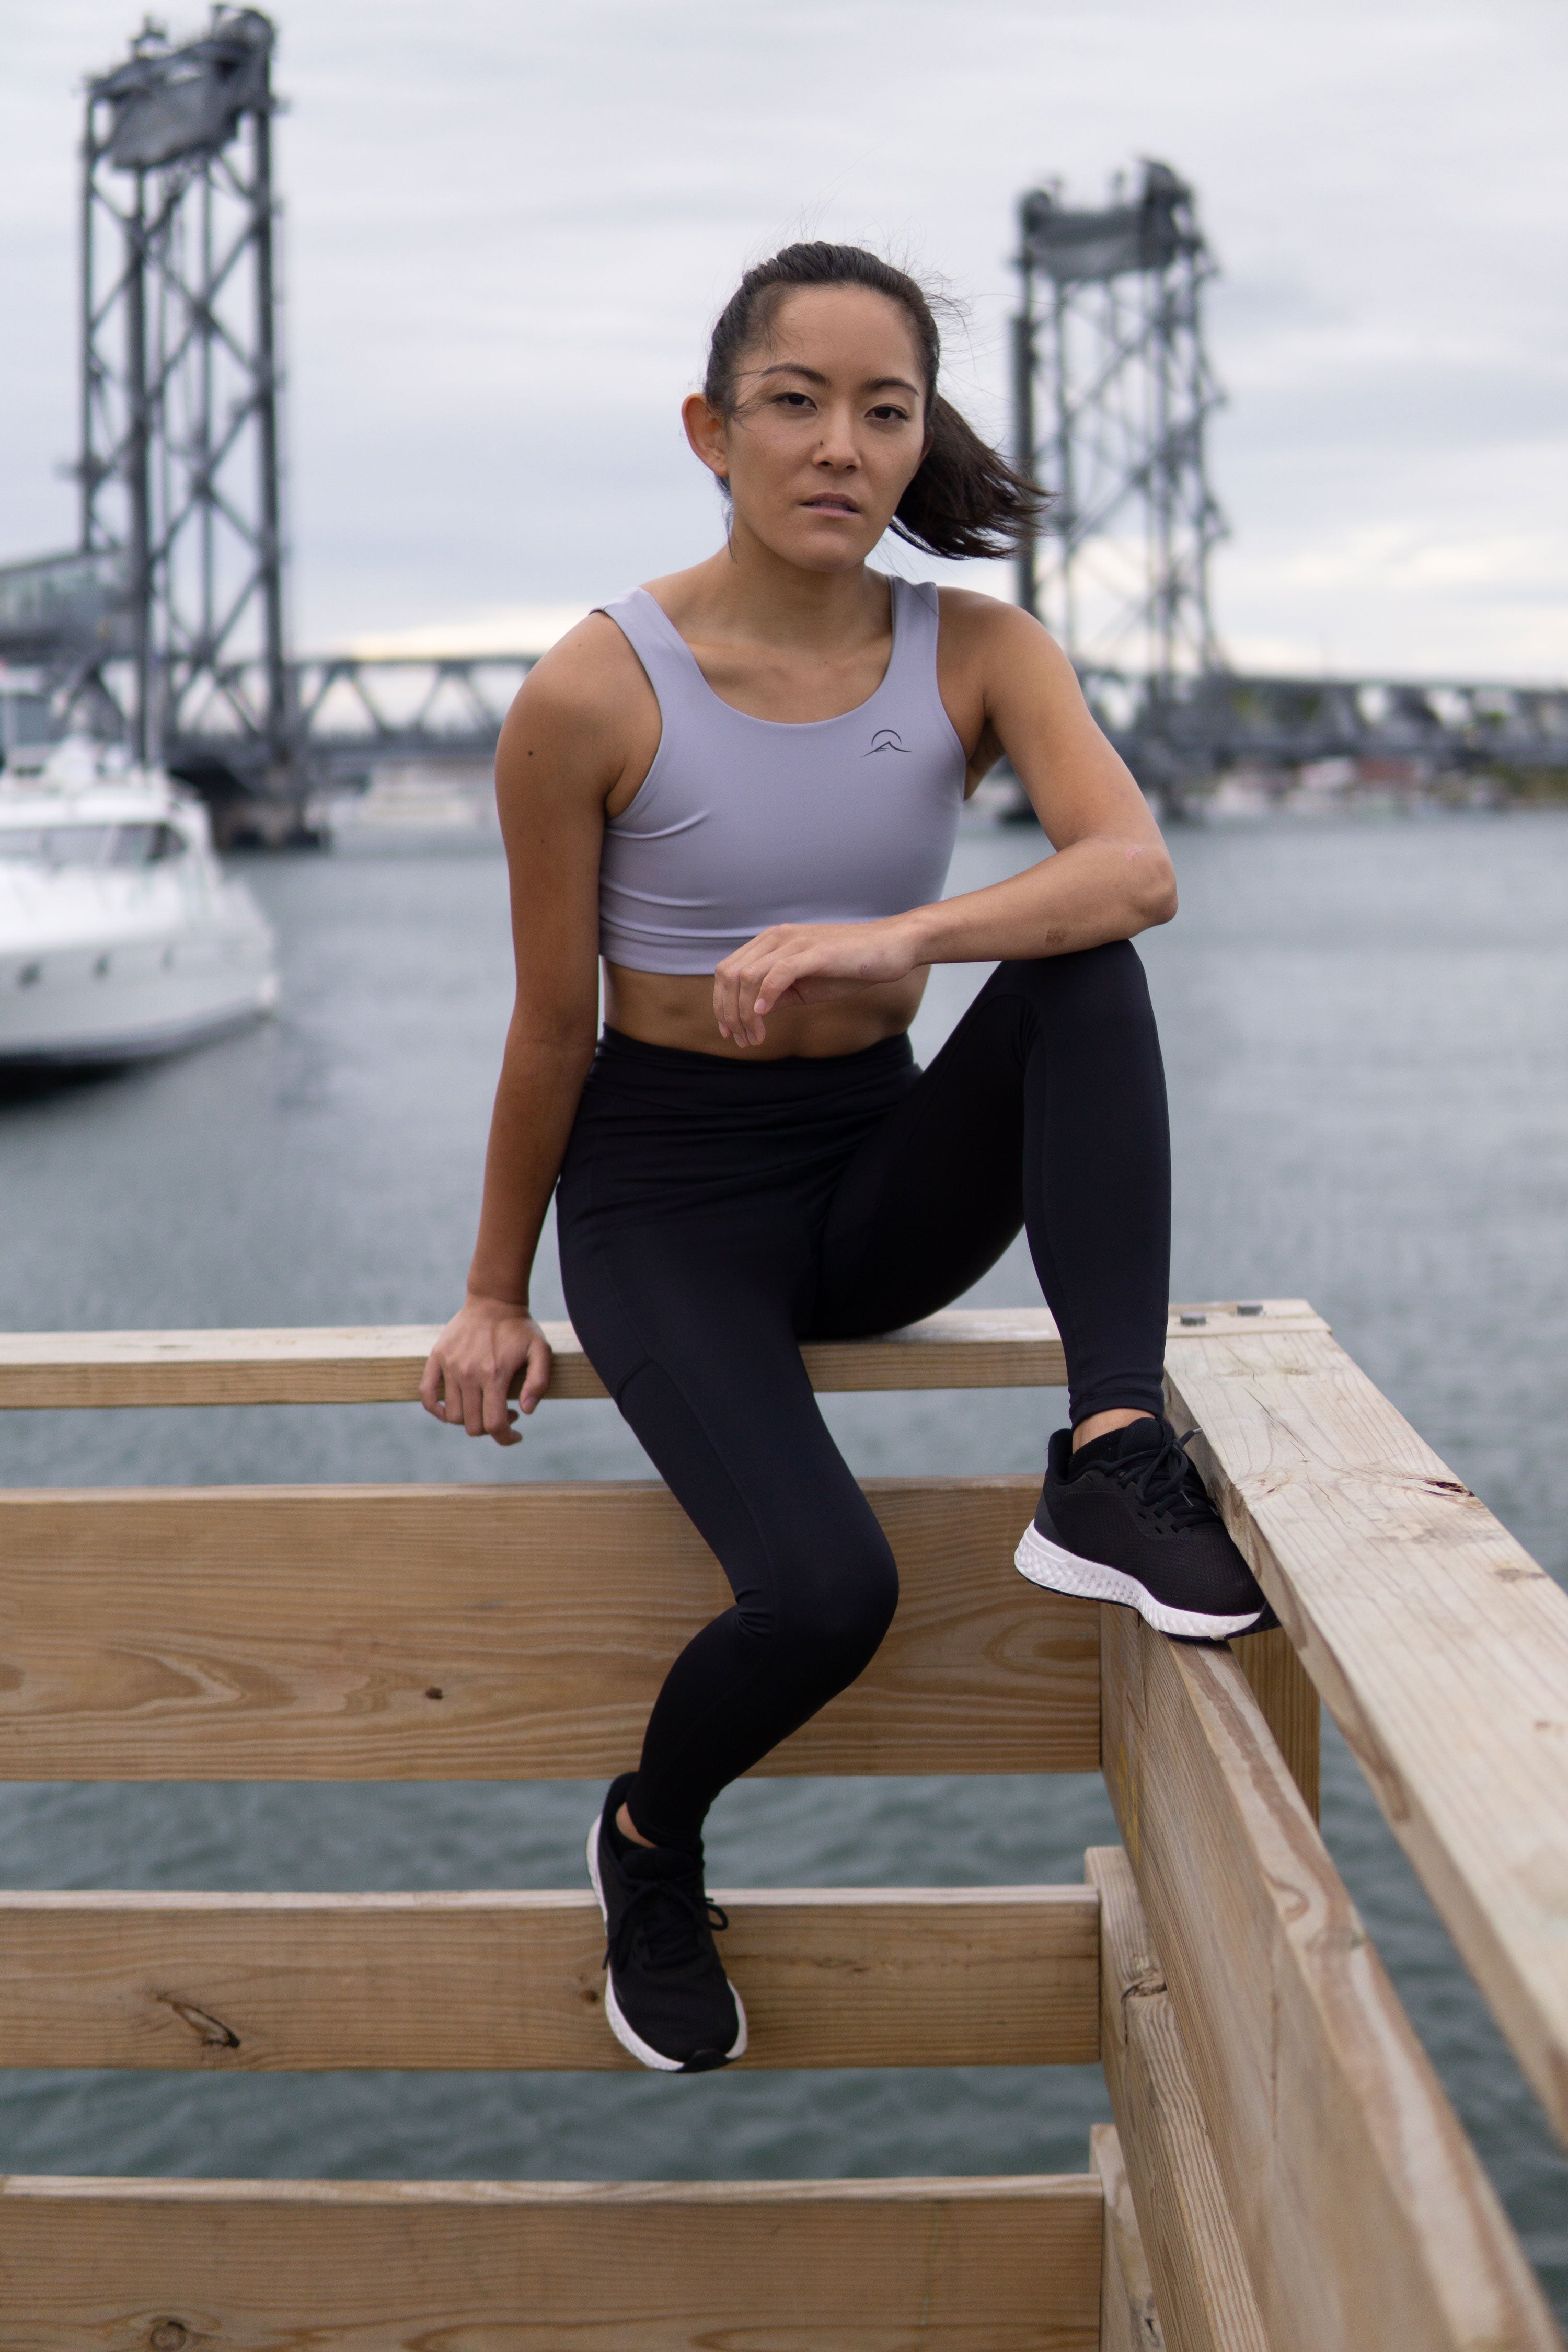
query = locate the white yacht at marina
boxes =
[0,739,278,1066]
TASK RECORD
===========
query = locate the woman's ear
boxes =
[682,391,730,482]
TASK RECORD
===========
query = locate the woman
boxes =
[421,242,1272,2077]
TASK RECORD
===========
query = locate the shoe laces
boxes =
[1105,1425,1214,1529]
[607,1872,730,1974]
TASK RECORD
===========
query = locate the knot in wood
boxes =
[159,1994,240,2049]
[149,2323,190,2352]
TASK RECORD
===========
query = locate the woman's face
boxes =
[684,286,931,574]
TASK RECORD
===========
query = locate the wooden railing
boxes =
[0,1300,1563,2348]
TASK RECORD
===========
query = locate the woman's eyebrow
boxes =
[755,362,921,397]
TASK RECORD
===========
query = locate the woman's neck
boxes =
[663,526,891,655]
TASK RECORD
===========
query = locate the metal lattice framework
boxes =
[70,8,289,789]
[1013,160,1227,700]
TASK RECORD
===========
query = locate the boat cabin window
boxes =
[0,825,116,867]
[107,823,186,865]
[0,821,187,868]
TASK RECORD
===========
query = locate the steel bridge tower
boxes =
[72,8,292,804]
[1012,160,1227,699]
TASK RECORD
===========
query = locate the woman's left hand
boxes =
[713,917,923,1046]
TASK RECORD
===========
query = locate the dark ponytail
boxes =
[703,241,1046,562]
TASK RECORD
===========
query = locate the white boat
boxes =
[0,739,278,1066]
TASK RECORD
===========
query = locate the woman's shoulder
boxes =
[935,587,1071,679]
[494,609,661,793]
[934,585,1050,642]
[513,608,654,715]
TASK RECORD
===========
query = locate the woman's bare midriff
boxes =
[604,962,930,1061]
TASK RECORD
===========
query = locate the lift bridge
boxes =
[0,19,1564,834]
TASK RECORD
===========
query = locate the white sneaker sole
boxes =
[585,1812,748,2073]
[1014,1518,1267,1642]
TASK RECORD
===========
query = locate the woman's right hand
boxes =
[419,1295,554,1447]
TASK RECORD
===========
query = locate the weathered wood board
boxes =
[1087,1849,1267,2352]
[1166,1320,1568,2149]
[0,1301,1322,1409]
[1100,1608,1561,2352]
[1230,1623,1318,1820]
[0,2173,1104,2351]
[0,1475,1098,1777]
[1090,2124,1167,2352]
[0,1884,1099,2071]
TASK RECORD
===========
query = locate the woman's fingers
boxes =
[423,1308,548,1444]
[751,953,809,1018]
[716,927,883,1043]
[716,921,901,1046]
[712,962,751,1044]
[483,1361,523,1445]
[516,1330,554,1416]
[720,958,770,1042]
[459,1369,487,1436]
[715,943,788,1044]
[424,1360,470,1427]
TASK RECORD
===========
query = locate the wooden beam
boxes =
[1086,1851,1267,2352]
[0,1476,1098,1778]
[0,1301,1322,1410]
[1091,2124,1166,2352]
[1099,1608,1561,2352]
[0,2173,1104,2350]
[1166,1320,1568,2146]
[1231,1625,1318,1819]
[0,1884,1099,2071]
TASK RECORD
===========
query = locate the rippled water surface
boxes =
[1,810,1565,2314]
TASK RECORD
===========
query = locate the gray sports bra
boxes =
[595,576,967,975]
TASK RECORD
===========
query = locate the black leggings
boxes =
[556,946,1170,1853]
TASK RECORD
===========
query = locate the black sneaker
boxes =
[585,1774,747,2074]
[1014,1416,1277,1641]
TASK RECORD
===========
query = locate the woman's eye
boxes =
[776,391,813,409]
[869,405,910,423]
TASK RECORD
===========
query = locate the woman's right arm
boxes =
[419,618,646,1445]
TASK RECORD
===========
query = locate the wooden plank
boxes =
[1166,1321,1568,2146]
[1099,1607,1562,2352]
[0,2173,1104,2350]
[0,1301,1324,1409]
[1086,1851,1267,2352]
[0,1476,1098,1778]
[1091,2124,1167,2352]
[1231,1627,1319,1819]
[0,1884,1098,2071]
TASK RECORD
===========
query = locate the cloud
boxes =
[2,0,1565,677]
[340,604,593,658]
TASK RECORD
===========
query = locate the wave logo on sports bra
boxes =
[863,727,909,756]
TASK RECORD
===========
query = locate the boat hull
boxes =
[0,963,278,1067]
[0,752,280,1069]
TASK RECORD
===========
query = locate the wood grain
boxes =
[1086,1850,1267,2352]
[0,1884,1099,2071]
[0,2173,1104,2351]
[1165,1322,1568,2146]
[1231,1627,1318,1819]
[0,1476,1098,1778]
[0,1301,1323,1410]
[1091,2124,1166,2352]
[1100,1607,1561,2352]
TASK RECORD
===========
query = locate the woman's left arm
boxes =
[713,597,1176,1046]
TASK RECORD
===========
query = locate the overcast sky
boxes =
[3,0,1565,678]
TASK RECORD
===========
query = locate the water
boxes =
[1,810,1564,2313]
